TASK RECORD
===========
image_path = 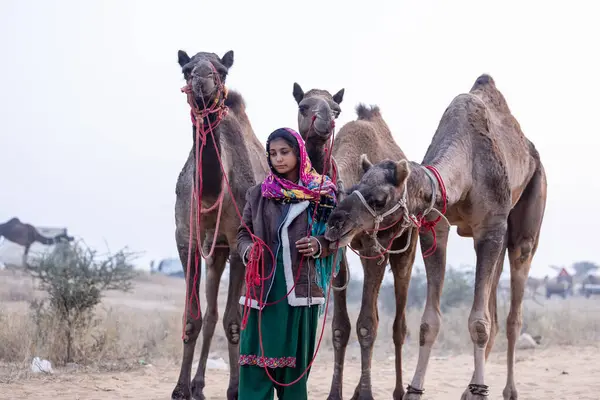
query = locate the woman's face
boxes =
[268,138,298,179]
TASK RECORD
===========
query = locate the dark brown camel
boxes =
[0,217,74,265]
[293,84,415,400]
[171,49,268,400]
[325,74,547,400]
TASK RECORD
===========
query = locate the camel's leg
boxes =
[503,167,546,400]
[404,223,449,400]
[350,254,387,400]
[190,245,229,400]
[172,238,203,400]
[327,251,351,400]
[461,217,509,400]
[388,228,419,400]
[461,231,507,399]
[22,244,30,268]
[222,250,245,400]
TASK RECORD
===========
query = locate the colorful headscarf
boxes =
[261,128,337,204]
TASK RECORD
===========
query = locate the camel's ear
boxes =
[333,88,345,104]
[221,50,234,69]
[395,160,411,188]
[293,82,304,105]
[178,50,191,67]
[360,154,372,174]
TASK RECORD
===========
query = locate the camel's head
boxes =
[325,156,413,248]
[178,49,234,107]
[293,83,344,141]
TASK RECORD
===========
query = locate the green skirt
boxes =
[239,251,320,400]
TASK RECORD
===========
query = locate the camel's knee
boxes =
[511,237,535,264]
[332,328,350,350]
[469,319,490,348]
[418,320,440,347]
[225,322,240,344]
[356,320,377,348]
[331,310,351,349]
[419,311,441,347]
[184,318,202,343]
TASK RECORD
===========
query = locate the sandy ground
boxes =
[2,344,598,399]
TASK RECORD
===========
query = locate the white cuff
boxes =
[242,245,251,266]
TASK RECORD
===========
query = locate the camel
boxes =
[293,84,416,400]
[325,74,547,400]
[0,217,74,265]
[171,49,268,400]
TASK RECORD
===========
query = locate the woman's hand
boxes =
[295,236,321,258]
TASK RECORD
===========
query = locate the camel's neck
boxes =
[305,138,330,176]
[192,120,224,199]
[412,146,470,213]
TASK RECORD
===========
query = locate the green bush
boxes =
[25,241,136,364]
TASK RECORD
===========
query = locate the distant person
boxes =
[236,128,341,399]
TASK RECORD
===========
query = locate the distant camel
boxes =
[0,217,74,265]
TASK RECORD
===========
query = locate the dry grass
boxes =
[0,268,599,384]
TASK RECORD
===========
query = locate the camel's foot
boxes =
[392,387,405,400]
[350,387,374,400]
[226,384,239,400]
[460,384,489,400]
[326,388,343,400]
[402,384,424,400]
[189,379,206,400]
[171,383,191,400]
[502,384,518,400]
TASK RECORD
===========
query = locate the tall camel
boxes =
[293,84,416,400]
[0,217,74,265]
[325,74,547,400]
[171,49,268,400]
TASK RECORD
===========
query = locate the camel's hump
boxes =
[471,74,496,89]
[356,104,381,120]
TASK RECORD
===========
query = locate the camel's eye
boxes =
[332,105,341,118]
[298,104,309,116]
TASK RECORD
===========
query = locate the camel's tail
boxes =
[355,104,381,121]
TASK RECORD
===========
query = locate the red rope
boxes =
[418,165,447,257]
[180,67,230,338]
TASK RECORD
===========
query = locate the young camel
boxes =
[325,74,547,400]
[171,49,268,400]
[0,217,74,265]
[293,84,417,400]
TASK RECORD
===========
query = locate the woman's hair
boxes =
[266,128,301,175]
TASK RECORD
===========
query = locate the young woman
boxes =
[236,127,340,399]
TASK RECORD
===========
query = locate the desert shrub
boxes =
[25,241,136,365]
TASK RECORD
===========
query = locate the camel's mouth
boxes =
[325,225,359,249]
[189,76,220,105]
[312,129,333,140]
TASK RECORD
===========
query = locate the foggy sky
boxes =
[1,0,598,278]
